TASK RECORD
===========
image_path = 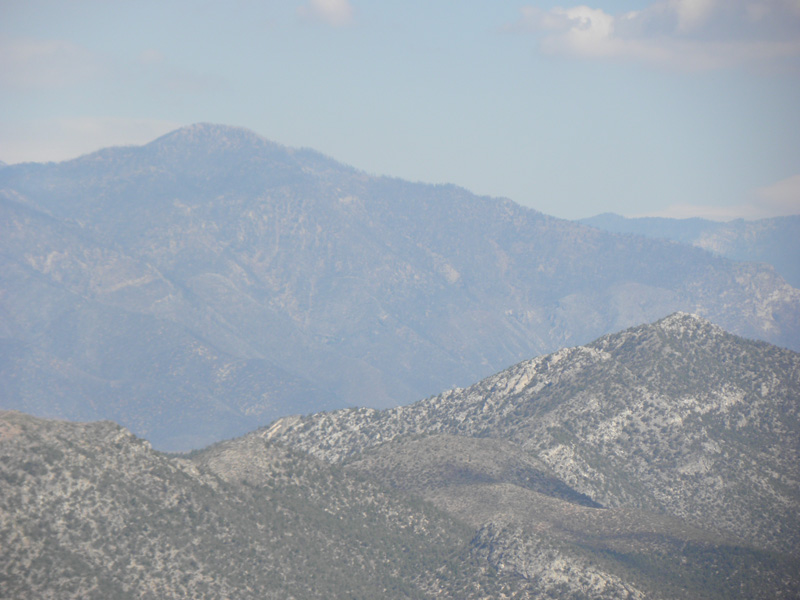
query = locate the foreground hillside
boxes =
[264,314,800,557]
[0,411,512,600]
[2,315,798,598]
[2,124,799,449]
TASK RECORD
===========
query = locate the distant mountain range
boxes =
[580,212,800,288]
[1,124,798,449]
[3,314,798,599]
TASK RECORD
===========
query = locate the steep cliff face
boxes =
[2,124,799,449]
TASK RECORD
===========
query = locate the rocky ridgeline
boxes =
[260,343,614,462]
[264,313,800,556]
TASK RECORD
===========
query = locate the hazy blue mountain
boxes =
[1,124,798,449]
[580,212,800,287]
[4,315,797,599]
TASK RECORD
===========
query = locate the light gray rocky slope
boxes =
[3,315,799,599]
[3,408,796,599]
[2,124,799,449]
[1,409,520,600]
[343,433,800,599]
[263,313,800,558]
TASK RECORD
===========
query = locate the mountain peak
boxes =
[149,123,280,152]
[658,310,707,325]
[141,123,353,177]
[654,311,721,337]
[586,312,728,359]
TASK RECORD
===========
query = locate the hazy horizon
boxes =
[2,0,799,221]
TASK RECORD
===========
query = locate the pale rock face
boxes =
[0,409,494,600]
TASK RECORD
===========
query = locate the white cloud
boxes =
[634,203,767,220]
[754,174,800,214]
[634,174,800,220]
[510,0,800,70]
[297,0,354,27]
[0,35,101,90]
[673,0,717,32]
[0,117,181,164]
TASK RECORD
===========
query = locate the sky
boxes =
[1,0,799,221]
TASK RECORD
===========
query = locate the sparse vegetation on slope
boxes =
[261,314,800,596]
[0,411,501,600]
[3,314,799,599]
